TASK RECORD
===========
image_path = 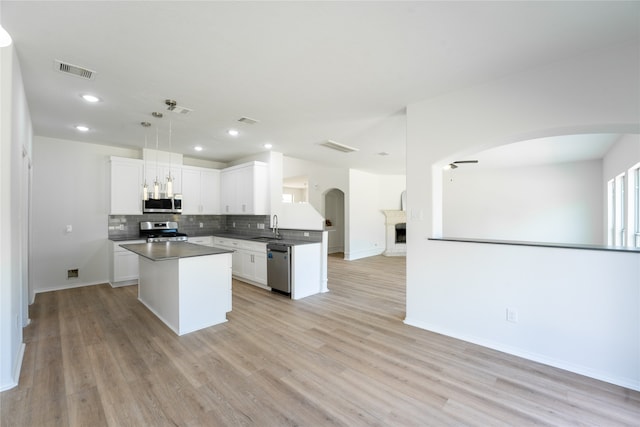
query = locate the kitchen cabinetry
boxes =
[220,162,268,214]
[109,239,145,287]
[109,157,143,215]
[189,236,214,247]
[213,236,268,288]
[144,163,182,196]
[182,166,220,214]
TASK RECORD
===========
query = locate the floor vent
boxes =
[319,140,359,153]
[54,60,96,80]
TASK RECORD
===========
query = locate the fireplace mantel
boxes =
[382,210,406,256]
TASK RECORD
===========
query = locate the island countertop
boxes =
[121,242,234,261]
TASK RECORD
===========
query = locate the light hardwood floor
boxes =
[2,254,639,426]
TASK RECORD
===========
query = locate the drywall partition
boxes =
[405,41,640,390]
[0,43,32,391]
[31,137,139,293]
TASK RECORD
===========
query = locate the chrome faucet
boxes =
[272,214,281,239]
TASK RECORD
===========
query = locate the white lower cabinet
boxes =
[189,236,214,247]
[110,239,145,287]
[213,236,268,288]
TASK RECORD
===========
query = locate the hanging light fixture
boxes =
[153,127,160,199]
[141,122,151,201]
[166,119,174,198]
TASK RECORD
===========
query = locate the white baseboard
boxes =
[344,247,384,260]
[0,342,26,392]
[33,280,107,295]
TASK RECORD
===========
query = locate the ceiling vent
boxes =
[167,105,193,115]
[319,140,359,153]
[54,60,96,80]
[238,116,259,125]
[165,99,192,115]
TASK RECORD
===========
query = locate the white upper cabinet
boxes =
[220,162,269,215]
[181,166,220,214]
[109,157,143,215]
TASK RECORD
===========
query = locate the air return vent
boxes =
[238,116,259,125]
[54,60,96,80]
[319,140,359,153]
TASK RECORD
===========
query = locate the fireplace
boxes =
[395,223,406,243]
[382,210,406,256]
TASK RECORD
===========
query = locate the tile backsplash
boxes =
[108,214,323,243]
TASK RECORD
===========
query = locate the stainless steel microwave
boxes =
[143,194,182,214]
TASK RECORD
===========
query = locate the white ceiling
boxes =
[2,1,639,174]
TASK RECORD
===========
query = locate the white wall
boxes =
[406,41,640,390]
[603,134,640,181]
[443,159,603,244]
[1,44,31,391]
[347,170,406,260]
[283,156,349,214]
[31,137,139,294]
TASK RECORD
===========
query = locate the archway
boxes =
[324,188,345,255]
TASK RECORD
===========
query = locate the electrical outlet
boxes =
[232,222,236,228]
[67,269,79,279]
[199,222,203,228]
[247,224,251,228]
[303,232,309,237]
[506,308,518,323]
[257,224,265,230]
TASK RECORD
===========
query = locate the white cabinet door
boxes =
[220,168,238,214]
[253,251,268,285]
[114,251,139,282]
[110,158,143,215]
[181,167,202,214]
[182,166,220,214]
[200,169,220,214]
[220,162,268,214]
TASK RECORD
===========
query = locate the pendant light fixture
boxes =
[153,127,160,199]
[141,122,151,201]
[166,119,174,198]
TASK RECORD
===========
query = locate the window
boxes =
[282,193,294,203]
[634,165,640,247]
[608,173,626,246]
[615,173,626,246]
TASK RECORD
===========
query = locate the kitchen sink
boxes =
[250,237,272,242]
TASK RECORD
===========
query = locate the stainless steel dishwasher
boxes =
[267,242,292,295]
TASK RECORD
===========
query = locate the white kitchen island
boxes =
[121,242,233,336]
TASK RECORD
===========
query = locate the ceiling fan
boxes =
[445,160,478,170]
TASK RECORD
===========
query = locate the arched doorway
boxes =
[324,188,345,255]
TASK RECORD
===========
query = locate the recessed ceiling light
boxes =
[194,146,203,152]
[75,125,89,132]
[81,94,100,103]
[227,129,239,137]
[264,143,273,149]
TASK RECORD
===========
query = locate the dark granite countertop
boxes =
[121,242,234,261]
[428,237,640,253]
[109,236,146,242]
[211,233,319,246]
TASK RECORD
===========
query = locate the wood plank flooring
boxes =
[2,254,639,426]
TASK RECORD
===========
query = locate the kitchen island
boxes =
[121,242,233,336]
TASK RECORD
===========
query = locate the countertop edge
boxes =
[428,237,640,253]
